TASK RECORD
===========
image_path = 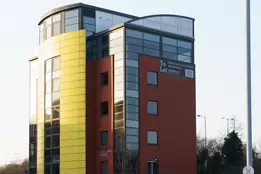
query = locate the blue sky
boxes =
[0,0,260,164]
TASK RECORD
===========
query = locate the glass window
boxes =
[162,51,178,61]
[45,94,51,108]
[114,104,123,113]
[65,17,79,25]
[126,97,139,106]
[46,59,52,73]
[126,52,139,60]
[52,106,60,119]
[144,33,160,42]
[126,112,139,121]
[101,161,108,174]
[83,16,95,25]
[126,135,139,143]
[45,136,51,148]
[52,135,60,147]
[115,120,124,128]
[178,40,192,49]
[178,47,192,57]
[126,105,138,113]
[148,131,158,145]
[126,60,138,68]
[126,44,142,53]
[126,90,139,98]
[148,160,159,174]
[52,92,60,106]
[65,24,79,32]
[148,101,158,115]
[84,24,95,32]
[46,26,52,39]
[45,109,51,121]
[52,148,60,162]
[126,29,143,39]
[65,9,79,18]
[126,143,139,151]
[143,48,160,57]
[126,66,138,75]
[101,101,109,115]
[101,72,108,86]
[53,14,61,22]
[126,128,139,136]
[52,78,60,92]
[46,17,52,26]
[163,37,177,46]
[147,72,157,86]
[163,44,178,53]
[100,131,108,146]
[126,74,138,83]
[126,37,143,46]
[53,22,61,36]
[126,120,139,128]
[45,81,51,94]
[143,40,160,50]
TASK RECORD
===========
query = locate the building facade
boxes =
[29,3,196,174]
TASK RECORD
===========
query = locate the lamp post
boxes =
[197,115,207,147]
[221,117,230,134]
[246,0,253,167]
[231,118,236,132]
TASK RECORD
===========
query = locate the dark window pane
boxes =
[52,135,60,147]
[114,104,123,113]
[126,105,139,113]
[126,128,139,136]
[143,40,160,50]
[147,72,157,85]
[163,37,177,46]
[52,163,60,174]
[44,164,51,174]
[52,106,60,119]
[148,101,158,115]
[44,150,51,163]
[101,161,108,174]
[84,24,95,32]
[126,112,139,121]
[114,112,123,120]
[126,66,138,75]
[83,16,95,25]
[45,136,51,148]
[101,101,109,115]
[143,33,160,42]
[178,40,192,49]
[163,44,177,53]
[178,47,192,57]
[162,51,178,60]
[101,131,108,146]
[115,120,124,128]
[126,44,142,53]
[52,148,60,163]
[126,52,139,61]
[126,29,143,39]
[45,122,51,135]
[126,135,139,143]
[143,48,160,57]
[101,72,108,86]
[126,37,142,46]
[126,97,139,106]
[126,143,139,150]
[126,74,138,83]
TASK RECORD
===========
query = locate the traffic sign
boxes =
[243,166,254,174]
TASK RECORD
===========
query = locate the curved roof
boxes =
[125,14,194,38]
[38,3,139,25]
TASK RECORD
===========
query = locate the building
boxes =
[29,3,196,174]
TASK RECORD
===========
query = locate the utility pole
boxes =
[246,0,253,167]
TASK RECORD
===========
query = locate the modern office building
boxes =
[29,3,196,174]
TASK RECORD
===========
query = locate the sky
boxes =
[0,0,260,165]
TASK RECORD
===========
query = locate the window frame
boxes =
[147,71,158,86]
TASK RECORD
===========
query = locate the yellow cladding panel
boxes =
[60,146,86,154]
[60,138,86,147]
[61,51,86,61]
[60,95,85,105]
[60,116,86,125]
[60,161,86,169]
[60,131,86,140]
[61,44,86,54]
[60,87,85,97]
[60,168,86,174]
[60,66,86,76]
[60,73,86,83]
[60,124,86,133]
[60,109,86,118]
[60,153,85,162]
[61,80,85,90]
[61,37,86,47]
[60,102,86,111]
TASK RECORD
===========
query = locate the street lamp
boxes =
[246,0,253,167]
[221,117,236,134]
[197,115,207,148]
